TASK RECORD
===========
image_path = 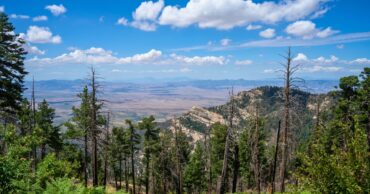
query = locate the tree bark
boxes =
[271,121,281,194]
[217,89,235,194]
[278,47,292,192]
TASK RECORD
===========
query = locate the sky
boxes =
[2,0,370,81]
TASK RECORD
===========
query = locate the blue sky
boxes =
[2,0,370,81]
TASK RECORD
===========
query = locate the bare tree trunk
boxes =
[217,88,235,194]
[232,145,239,193]
[253,105,261,194]
[271,121,281,194]
[205,124,213,194]
[84,131,88,187]
[90,68,99,187]
[131,140,136,194]
[125,158,129,192]
[174,119,183,194]
[278,47,293,192]
[103,113,110,188]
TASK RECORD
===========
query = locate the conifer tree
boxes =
[184,142,206,194]
[126,119,141,194]
[0,13,28,123]
[138,115,160,194]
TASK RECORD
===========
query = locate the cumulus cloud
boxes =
[170,54,226,65]
[246,24,262,30]
[45,4,67,16]
[350,58,370,65]
[10,14,30,19]
[259,28,276,38]
[220,39,231,46]
[117,17,128,26]
[21,26,61,44]
[293,53,308,61]
[285,20,338,39]
[26,47,227,67]
[133,0,164,21]
[131,21,157,31]
[23,44,45,55]
[129,0,164,31]
[0,6,4,12]
[235,60,253,65]
[158,0,328,30]
[33,15,48,22]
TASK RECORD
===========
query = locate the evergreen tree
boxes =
[126,119,141,194]
[138,115,160,194]
[36,99,62,159]
[0,13,28,122]
[184,142,206,194]
[64,86,91,187]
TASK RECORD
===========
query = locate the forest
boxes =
[1,12,370,194]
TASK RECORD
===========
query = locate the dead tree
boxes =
[174,119,183,194]
[218,88,236,194]
[103,112,110,187]
[252,104,261,194]
[205,122,213,194]
[271,120,281,194]
[89,67,101,187]
[277,47,301,192]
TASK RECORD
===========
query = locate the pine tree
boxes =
[138,115,160,194]
[184,142,206,194]
[0,13,28,122]
[35,99,61,159]
[126,119,141,194]
[64,86,91,187]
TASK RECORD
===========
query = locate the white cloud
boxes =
[310,7,329,19]
[33,15,48,22]
[259,28,276,38]
[22,26,62,44]
[118,49,162,64]
[350,58,370,65]
[129,0,164,31]
[301,65,341,72]
[316,27,338,38]
[45,4,66,16]
[159,0,328,30]
[117,17,128,26]
[246,24,262,31]
[285,20,338,39]
[220,39,231,46]
[27,48,162,66]
[10,14,30,19]
[170,54,226,66]
[293,53,308,61]
[130,21,157,31]
[235,60,253,65]
[133,0,164,21]
[0,6,4,12]
[27,46,228,67]
[23,44,45,55]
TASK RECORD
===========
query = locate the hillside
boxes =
[163,86,335,142]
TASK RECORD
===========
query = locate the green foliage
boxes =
[0,12,28,119]
[210,122,228,180]
[36,153,74,189]
[184,142,206,193]
[296,68,370,193]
